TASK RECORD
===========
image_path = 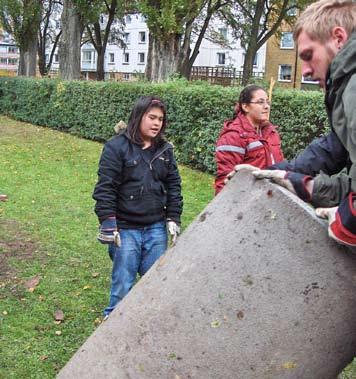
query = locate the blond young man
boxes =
[236,1,356,246]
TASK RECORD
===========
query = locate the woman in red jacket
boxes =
[215,85,284,195]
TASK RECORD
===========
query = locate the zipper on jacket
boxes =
[149,144,171,170]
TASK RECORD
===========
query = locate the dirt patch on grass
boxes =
[0,219,40,281]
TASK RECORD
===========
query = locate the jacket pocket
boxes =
[122,156,143,181]
[117,185,167,217]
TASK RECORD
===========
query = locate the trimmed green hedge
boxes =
[0,77,329,173]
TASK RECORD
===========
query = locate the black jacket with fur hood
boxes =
[93,132,183,228]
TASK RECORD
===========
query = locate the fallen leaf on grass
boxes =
[83,285,91,290]
[54,309,64,321]
[3,310,8,315]
[24,276,40,292]
[92,272,100,278]
[55,330,62,336]
[94,318,102,325]
[40,355,48,361]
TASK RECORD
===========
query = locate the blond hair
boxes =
[294,0,356,42]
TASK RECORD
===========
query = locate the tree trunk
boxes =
[241,43,257,86]
[59,0,82,80]
[145,34,181,82]
[18,33,38,76]
[241,0,264,86]
[178,0,217,80]
[96,46,105,81]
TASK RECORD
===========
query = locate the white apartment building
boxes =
[193,26,265,73]
[0,30,19,75]
[48,13,267,80]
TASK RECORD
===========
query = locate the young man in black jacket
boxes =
[93,96,183,319]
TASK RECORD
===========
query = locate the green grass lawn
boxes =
[0,116,214,378]
[0,116,354,379]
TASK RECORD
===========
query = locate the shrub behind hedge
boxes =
[0,77,329,173]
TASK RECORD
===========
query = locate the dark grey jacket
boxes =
[93,133,183,228]
[274,32,356,207]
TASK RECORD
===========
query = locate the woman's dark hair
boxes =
[233,85,266,118]
[126,96,167,146]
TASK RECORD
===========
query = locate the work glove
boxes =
[316,193,356,247]
[252,170,312,202]
[97,217,121,247]
[167,220,180,245]
[224,164,261,185]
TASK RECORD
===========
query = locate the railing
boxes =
[190,66,264,86]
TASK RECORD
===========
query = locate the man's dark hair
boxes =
[126,96,167,146]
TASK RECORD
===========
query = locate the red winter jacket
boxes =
[215,112,284,194]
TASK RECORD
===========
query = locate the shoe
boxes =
[103,314,109,321]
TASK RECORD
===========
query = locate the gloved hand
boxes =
[315,206,345,245]
[97,217,121,247]
[252,169,296,193]
[224,164,261,184]
[252,169,314,202]
[167,220,180,245]
[316,195,356,247]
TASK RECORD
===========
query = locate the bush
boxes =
[0,77,328,173]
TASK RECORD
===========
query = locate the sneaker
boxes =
[103,314,109,321]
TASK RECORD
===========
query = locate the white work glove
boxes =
[97,217,121,247]
[252,169,296,194]
[315,206,345,245]
[224,164,261,184]
[167,220,180,245]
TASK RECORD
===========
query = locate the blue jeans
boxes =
[104,221,167,316]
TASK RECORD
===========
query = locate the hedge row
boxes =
[0,77,329,173]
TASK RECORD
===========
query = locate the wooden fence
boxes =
[190,66,264,86]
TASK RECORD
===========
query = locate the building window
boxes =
[123,52,129,64]
[253,53,258,66]
[123,73,130,80]
[109,53,115,63]
[218,28,227,39]
[54,54,59,63]
[124,32,130,44]
[280,32,294,49]
[278,64,292,81]
[8,58,17,65]
[287,6,297,16]
[138,52,145,64]
[8,46,17,54]
[242,53,258,67]
[217,52,226,65]
[302,75,319,84]
[45,54,49,63]
[0,58,7,64]
[56,20,61,29]
[139,31,146,43]
[126,15,131,23]
[82,51,94,64]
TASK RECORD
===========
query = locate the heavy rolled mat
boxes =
[57,171,356,379]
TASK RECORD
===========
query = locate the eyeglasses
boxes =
[249,100,271,106]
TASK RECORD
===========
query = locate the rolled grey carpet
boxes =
[57,171,356,379]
